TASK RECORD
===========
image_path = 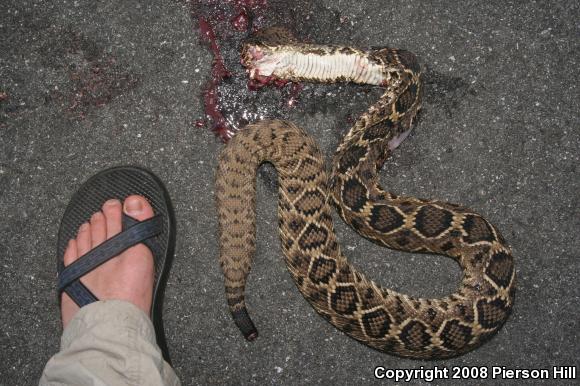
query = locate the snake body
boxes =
[215,28,515,358]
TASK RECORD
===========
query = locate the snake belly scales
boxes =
[215,28,515,359]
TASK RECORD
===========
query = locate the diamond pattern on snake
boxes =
[215,28,515,359]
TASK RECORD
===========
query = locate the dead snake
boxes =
[215,28,515,358]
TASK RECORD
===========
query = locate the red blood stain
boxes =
[286,83,303,107]
[198,17,231,80]
[198,16,232,140]
[230,10,249,31]
[194,0,270,141]
[247,78,264,91]
[203,82,230,139]
[274,79,289,88]
[232,0,268,32]
[224,0,270,42]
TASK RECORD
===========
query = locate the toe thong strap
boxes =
[58,215,163,305]
[64,280,98,306]
[122,214,163,260]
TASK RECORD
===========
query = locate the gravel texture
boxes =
[1,0,578,384]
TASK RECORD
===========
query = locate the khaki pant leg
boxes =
[40,300,180,386]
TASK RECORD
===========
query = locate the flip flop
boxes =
[56,166,176,363]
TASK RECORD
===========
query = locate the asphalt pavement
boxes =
[1,0,578,384]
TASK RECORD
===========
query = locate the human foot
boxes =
[60,195,155,328]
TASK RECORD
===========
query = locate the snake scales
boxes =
[215,28,515,358]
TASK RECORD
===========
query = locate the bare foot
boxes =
[61,195,155,328]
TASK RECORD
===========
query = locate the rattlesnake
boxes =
[215,28,515,358]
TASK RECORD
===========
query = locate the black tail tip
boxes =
[245,331,259,341]
[232,307,259,340]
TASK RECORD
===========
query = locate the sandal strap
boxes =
[61,214,158,307]
[64,280,98,306]
[58,215,163,293]
[123,214,163,259]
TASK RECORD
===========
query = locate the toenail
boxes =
[80,223,89,231]
[104,199,120,207]
[124,197,143,215]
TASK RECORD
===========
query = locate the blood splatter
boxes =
[230,10,249,32]
[246,72,289,91]
[286,83,303,107]
[193,0,270,141]
[198,16,232,140]
[244,63,302,107]
[198,17,231,80]
[232,0,268,32]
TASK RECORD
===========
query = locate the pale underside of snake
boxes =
[215,28,515,359]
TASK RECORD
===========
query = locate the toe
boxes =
[90,211,107,248]
[102,199,122,238]
[63,239,78,266]
[123,195,154,221]
[121,195,155,314]
[76,222,92,256]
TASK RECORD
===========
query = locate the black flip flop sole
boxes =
[57,166,176,362]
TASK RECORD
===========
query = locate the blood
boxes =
[247,77,266,91]
[244,59,302,107]
[202,81,230,140]
[274,79,289,88]
[232,0,268,32]
[198,17,231,80]
[194,0,270,141]
[230,10,249,32]
[198,16,232,140]
[245,68,289,90]
[247,74,302,108]
[248,77,288,89]
[286,83,303,107]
